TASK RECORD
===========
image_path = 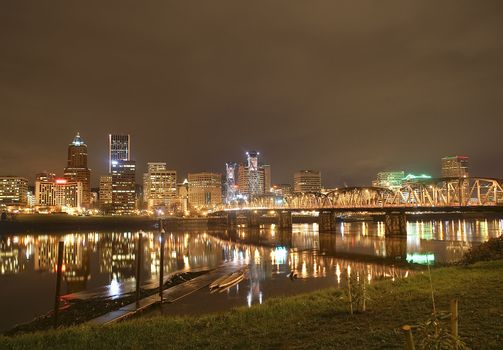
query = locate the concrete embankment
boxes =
[0,214,158,234]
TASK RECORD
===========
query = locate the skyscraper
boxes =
[225,162,237,203]
[64,132,91,207]
[108,134,130,173]
[236,151,269,199]
[294,170,322,193]
[111,160,136,214]
[441,156,469,178]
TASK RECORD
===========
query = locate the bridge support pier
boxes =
[319,211,336,232]
[246,211,261,228]
[227,211,237,229]
[277,211,292,229]
[384,212,407,236]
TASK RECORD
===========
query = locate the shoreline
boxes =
[2,259,502,349]
[1,212,502,235]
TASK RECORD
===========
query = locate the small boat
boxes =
[218,274,245,292]
[209,274,231,290]
[209,267,248,290]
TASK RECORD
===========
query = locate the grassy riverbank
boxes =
[2,260,502,350]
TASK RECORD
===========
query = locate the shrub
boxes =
[462,235,503,265]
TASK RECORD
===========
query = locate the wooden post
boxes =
[53,241,64,329]
[347,266,353,315]
[402,325,415,350]
[136,231,143,306]
[451,299,459,348]
[159,222,165,302]
[362,270,366,312]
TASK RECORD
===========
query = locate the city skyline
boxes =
[2,1,503,188]
[0,130,488,188]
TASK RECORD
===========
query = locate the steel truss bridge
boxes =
[219,177,503,211]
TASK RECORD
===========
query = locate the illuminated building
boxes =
[294,170,321,193]
[108,134,130,173]
[35,177,83,210]
[271,184,292,196]
[143,162,177,210]
[26,191,35,207]
[236,151,269,199]
[372,171,405,190]
[188,172,222,208]
[402,173,432,184]
[99,175,112,209]
[63,133,91,207]
[441,156,469,178]
[225,162,237,203]
[111,160,136,214]
[0,176,28,206]
[263,164,272,194]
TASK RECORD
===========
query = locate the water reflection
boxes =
[0,218,501,331]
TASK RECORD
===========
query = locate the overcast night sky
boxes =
[1,1,503,187]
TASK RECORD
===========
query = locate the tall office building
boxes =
[294,170,322,193]
[236,151,269,199]
[111,160,136,214]
[224,162,238,203]
[372,171,405,190]
[143,162,177,210]
[441,156,469,178]
[0,176,28,206]
[108,134,130,173]
[63,133,91,207]
[188,172,222,208]
[263,164,272,194]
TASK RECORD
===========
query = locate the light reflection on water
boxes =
[0,218,501,331]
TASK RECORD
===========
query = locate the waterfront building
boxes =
[35,177,83,211]
[372,171,405,190]
[111,160,136,214]
[294,170,322,193]
[0,176,28,207]
[108,134,130,173]
[99,175,112,209]
[441,156,469,178]
[143,162,177,210]
[27,191,36,207]
[188,172,222,208]
[63,133,91,207]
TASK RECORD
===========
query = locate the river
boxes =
[0,218,501,332]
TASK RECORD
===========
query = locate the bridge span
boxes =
[213,177,503,236]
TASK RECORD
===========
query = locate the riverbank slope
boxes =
[2,260,502,349]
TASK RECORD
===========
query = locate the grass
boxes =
[1,260,503,350]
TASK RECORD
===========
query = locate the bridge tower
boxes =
[319,210,336,232]
[277,211,292,229]
[384,211,407,236]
